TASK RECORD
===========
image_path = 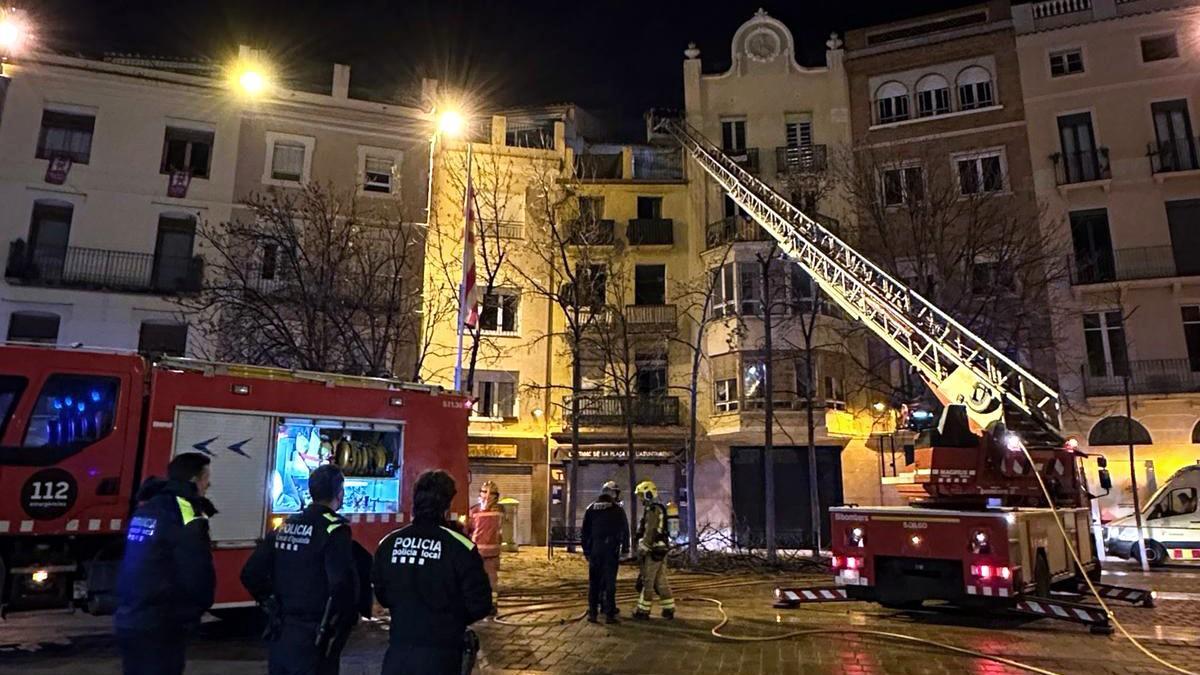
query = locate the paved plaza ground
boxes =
[2,549,1199,674]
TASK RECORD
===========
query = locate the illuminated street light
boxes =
[227,51,273,99]
[0,7,32,59]
[438,109,466,137]
[239,69,265,95]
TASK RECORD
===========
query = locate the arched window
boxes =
[875,81,910,124]
[915,74,951,117]
[957,66,995,110]
[1191,420,1200,444]
[1088,416,1153,446]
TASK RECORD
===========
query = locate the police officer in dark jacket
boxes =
[581,480,629,623]
[373,470,493,675]
[241,465,359,675]
[114,452,217,675]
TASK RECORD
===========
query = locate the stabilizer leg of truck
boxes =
[1013,596,1113,634]
[1077,582,1155,608]
[773,586,853,608]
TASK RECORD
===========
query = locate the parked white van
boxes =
[1105,465,1200,566]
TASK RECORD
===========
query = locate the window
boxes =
[1151,100,1198,172]
[738,262,762,315]
[1182,306,1200,372]
[577,263,607,308]
[7,311,59,344]
[915,75,951,117]
[795,357,814,402]
[36,110,96,164]
[1057,112,1103,183]
[635,351,667,396]
[264,133,314,185]
[577,196,604,222]
[875,82,910,124]
[472,371,517,419]
[363,156,395,193]
[785,115,814,149]
[480,290,519,335]
[636,196,663,220]
[721,119,747,151]
[1083,311,1127,378]
[22,374,120,449]
[971,259,1015,293]
[956,152,1004,195]
[1049,48,1084,77]
[1070,209,1114,283]
[152,214,197,292]
[743,359,767,404]
[824,375,846,411]
[881,165,923,206]
[160,127,214,178]
[711,263,737,318]
[1141,34,1179,62]
[634,264,666,305]
[138,321,188,356]
[1166,199,1200,277]
[1149,487,1197,520]
[957,67,994,110]
[261,244,278,280]
[27,201,74,282]
[714,378,739,413]
[0,376,27,439]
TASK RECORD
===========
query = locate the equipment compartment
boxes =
[270,417,403,515]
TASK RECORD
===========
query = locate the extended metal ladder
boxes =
[658,116,1062,440]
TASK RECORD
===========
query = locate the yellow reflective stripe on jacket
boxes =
[322,511,346,534]
[441,526,476,550]
[176,497,199,525]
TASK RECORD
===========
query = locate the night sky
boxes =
[27,0,979,139]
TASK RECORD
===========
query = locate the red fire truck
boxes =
[0,345,470,615]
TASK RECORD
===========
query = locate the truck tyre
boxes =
[1034,550,1051,597]
[1133,540,1168,567]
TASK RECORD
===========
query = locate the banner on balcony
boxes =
[168,170,192,198]
[45,156,72,185]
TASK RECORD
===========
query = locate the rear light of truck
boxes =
[970,564,1011,580]
[832,555,864,570]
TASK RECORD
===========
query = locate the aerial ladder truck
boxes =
[653,114,1153,634]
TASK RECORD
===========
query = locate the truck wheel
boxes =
[1034,550,1051,597]
[1134,540,1169,568]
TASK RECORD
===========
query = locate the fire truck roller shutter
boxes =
[575,462,677,516]
[171,410,274,544]
[469,464,534,545]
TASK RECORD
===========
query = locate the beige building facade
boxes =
[1014,0,1200,520]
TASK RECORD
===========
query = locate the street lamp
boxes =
[0,6,32,62]
[437,109,466,138]
[227,53,273,99]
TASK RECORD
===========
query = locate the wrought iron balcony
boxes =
[5,240,203,294]
[724,147,759,174]
[704,216,771,250]
[1069,246,1181,284]
[625,304,677,332]
[566,395,680,426]
[1082,359,1200,397]
[775,145,828,174]
[627,218,673,246]
[481,220,524,240]
[1052,148,1111,185]
[1148,137,1200,174]
[565,219,615,245]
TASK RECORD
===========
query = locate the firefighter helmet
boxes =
[634,480,658,502]
[480,480,500,497]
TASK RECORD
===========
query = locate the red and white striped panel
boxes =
[776,587,850,604]
[1168,548,1200,561]
[966,585,1010,598]
[347,512,407,525]
[1016,599,1108,625]
[0,518,124,534]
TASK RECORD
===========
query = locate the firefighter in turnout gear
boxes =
[632,480,674,620]
[241,465,359,675]
[467,480,502,593]
[581,480,629,623]
[114,453,217,675]
[373,470,493,675]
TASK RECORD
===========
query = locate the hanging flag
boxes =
[459,168,480,329]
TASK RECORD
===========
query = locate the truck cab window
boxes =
[22,375,120,448]
[0,376,28,438]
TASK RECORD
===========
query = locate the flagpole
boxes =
[453,143,474,392]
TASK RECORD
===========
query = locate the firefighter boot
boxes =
[633,607,651,620]
[661,607,675,620]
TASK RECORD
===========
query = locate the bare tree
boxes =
[178,183,424,376]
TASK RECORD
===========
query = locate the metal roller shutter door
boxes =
[470,465,533,545]
[574,463,677,515]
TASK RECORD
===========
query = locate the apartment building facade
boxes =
[1014,0,1200,521]
[681,10,889,549]
[0,48,432,360]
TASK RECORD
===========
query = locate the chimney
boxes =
[332,64,351,100]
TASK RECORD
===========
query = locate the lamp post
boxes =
[0,6,31,65]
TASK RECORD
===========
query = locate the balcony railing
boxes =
[482,220,524,240]
[625,304,677,331]
[1069,246,1179,284]
[705,216,772,250]
[575,153,623,179]
[565,219,615,245]
[5,240,203,294]
[505,120,556,149]
[632,148,684,181]
[775,145,828,174]
[1082,358,1200,397]
[627,218,673,246]
[1033,0,1091,19]
[724,147,759,174]
[566,395,680,426]
[1053,148,1110,185]
[1148,137,1200,174]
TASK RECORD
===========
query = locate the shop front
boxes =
[553,443,684,544]
[467,437,548,546]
